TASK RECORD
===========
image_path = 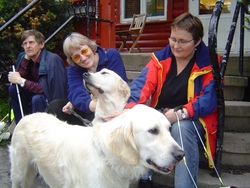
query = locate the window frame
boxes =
[120,0,167,23]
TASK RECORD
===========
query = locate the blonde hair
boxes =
[63,32,97,66]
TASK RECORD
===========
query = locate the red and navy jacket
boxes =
[126,41,219,168]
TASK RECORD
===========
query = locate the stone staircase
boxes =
[121,53,250,188]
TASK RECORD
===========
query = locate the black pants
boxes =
[45,98,94,125]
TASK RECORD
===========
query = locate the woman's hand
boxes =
[62,102,74,114]
[102,109,130,122]
[89,100,96,112]
[164,108,177,123]
[164,108,189,123]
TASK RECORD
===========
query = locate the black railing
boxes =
[66,0,113,38]
[208,0,225,176]
[221,1,247,77]
[208,0,248,175]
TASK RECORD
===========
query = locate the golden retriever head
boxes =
[104,104,184,175]
[83,69,130,123]
[83,68,130,100]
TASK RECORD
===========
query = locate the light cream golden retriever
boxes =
[9,104,184,188]
[83,68,130,124]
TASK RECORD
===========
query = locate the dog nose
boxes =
[173,149,185,161]
[83,72,90,79]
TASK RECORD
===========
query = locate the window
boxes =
[120,0,167,22]
[199,0,231,14]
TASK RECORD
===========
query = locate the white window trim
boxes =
[120,0,167,23]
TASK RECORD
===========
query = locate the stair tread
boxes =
[223,132,250,154]
[225,100,250,106]
[153,168,250,188]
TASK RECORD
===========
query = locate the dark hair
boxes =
[21,30,45,44]
[171,12,204,43]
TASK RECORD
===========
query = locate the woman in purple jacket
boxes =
[46,32,128,124]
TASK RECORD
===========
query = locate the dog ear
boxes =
[117,79,130,100]
[108,121,139,165]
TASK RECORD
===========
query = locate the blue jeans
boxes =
[9,84,48,124]
[140,119,204,188]
[171,119,204,188]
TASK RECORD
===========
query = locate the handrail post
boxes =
[239,3,245,76]
[221,1,241,78]
[208,0,225,176]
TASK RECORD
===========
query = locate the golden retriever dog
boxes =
[9,104,184,188]
[83,68,130,124]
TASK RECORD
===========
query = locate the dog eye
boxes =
[148,128,159,135]
[101,71,108,74]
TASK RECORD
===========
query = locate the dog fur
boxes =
[83,68,130,124]
[9,104,184,188]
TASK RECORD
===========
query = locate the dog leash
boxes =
[173,108,198,188]
[67,108,93,127]
[173,106,237,188]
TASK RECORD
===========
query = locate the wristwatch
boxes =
[180,108,187,119]
[20,79,26,87]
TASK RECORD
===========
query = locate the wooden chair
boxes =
[116,13,147,53]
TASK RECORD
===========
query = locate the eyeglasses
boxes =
[168,37,194,46]
[72,48,89,62]
[22,41,37,48]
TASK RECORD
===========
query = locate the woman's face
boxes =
[70,45,95,69]
[169,28,201,61]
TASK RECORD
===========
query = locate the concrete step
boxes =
[151,168,250,188]
[198,132,250,170]
[225,101,250,132]
[121,53,250,77]
[224,76,248,100]
[121,53,249,101]
[222,132,250,169]
[126,70,248,101]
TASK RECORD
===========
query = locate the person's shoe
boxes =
[138,178,153,188]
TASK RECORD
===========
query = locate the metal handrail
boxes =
[0,0,40,33]
[221,1,247,77]
[45,15,74,44]
[208,0,225,175]
[208,0,247,175]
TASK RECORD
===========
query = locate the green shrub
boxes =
[0,96,9,121]
[0,0,73,59]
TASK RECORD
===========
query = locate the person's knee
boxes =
[32,94,45,104]
[31,94,47,112]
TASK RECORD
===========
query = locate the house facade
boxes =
[72,0,250,55]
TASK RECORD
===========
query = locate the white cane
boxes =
[12,65,24,118]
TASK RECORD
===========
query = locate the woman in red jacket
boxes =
[106,13,218,188]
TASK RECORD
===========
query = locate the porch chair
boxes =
[116,13,147,53]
